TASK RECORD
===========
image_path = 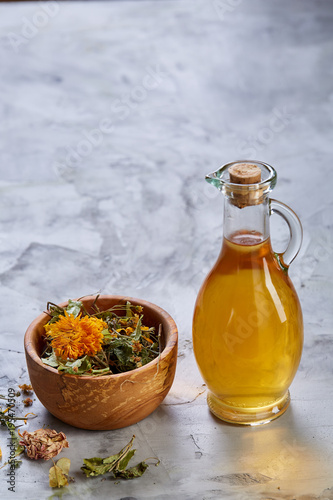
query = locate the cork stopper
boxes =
[229,163,261,184]
[228,163,262,208]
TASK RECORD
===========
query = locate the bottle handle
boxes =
[270,199,303,269]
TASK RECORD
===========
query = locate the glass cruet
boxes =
[192,160,304,425]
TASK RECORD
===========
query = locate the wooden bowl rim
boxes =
[24,294,178,381]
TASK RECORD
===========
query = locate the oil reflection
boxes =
[205,404,333,498]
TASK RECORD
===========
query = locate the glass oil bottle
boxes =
[192,161,303,425]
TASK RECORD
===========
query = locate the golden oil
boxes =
[193,232,303,424]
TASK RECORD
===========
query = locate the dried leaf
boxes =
[42,352,59,368]
[113,461,148,479]
[49,458,71,488]
[116,449,135,471]
[82,436,134,477]
[131,315,143,341]
[7,426,25,456]
[46,302,66,323]
[81,436,148,479]
[57,356,91,375]
[0,458,22,471]
[56,458,71,476]
[49,465,68,488]
[89,367,110,375]
[81,457,112,477]
[65,299,83,318]
[42,353,93,375]
[113,343,133,367]
[125,301,133,317]
[0,407,34,428]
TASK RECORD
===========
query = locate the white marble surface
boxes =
[0,0,333,499]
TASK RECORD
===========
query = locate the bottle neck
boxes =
[223,196,270,244]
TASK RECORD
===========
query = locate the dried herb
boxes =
[0,407,34,428]
[41,297,161,376]
[0,408,26,469]
[1,385,35,460]
[49,458,71,488]
[81,435,149,480]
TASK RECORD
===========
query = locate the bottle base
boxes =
[207,391,290,426]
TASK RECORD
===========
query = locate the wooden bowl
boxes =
[24,295,178,430]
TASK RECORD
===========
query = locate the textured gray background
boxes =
[0,1,332,499]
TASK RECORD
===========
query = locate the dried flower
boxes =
[45,312,106,360]
[23,398,33,407]
[19,429,69,460]
[132,341,142,353]
[19,384,33,394]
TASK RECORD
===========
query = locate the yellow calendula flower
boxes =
[44,312,107,361]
